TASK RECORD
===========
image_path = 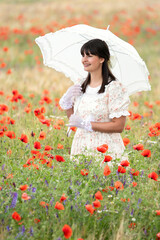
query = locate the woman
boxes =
[59,39,130,161]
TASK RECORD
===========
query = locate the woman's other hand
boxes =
[66,114,93,132]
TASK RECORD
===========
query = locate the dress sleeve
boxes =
[107,81,130,119]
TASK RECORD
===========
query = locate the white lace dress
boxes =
[70,80,130,160]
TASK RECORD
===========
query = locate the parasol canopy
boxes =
[35,24,151,96]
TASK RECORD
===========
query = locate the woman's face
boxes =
[81,52,104,73]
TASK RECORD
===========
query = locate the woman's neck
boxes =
[89,71,103,87]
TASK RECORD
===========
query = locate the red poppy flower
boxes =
[7,173,13,179]
[118,165,126,173]
[121,198,130,202]
[104,165,111,176]
[29,93,35,98]
[144,101,153,108]
[97,144,108,153]
[41,96,52,104]
[1,125,8,131]
[43,89,50,95]
[70,127,77,132]
[39,201,49,208]
[109,186,114,191]
[7,118,15,125]
[32,163,39,170]
[128,222,136,229]
[131,113,142,120]
[93,199,101,208]
[132,182,137,187]
[55,155,65,162]
[123,138,130,146]
[44,145,52,151]
[102,186,114,192]
[6,69,12,74]
[148,172,158,181]
[0,131,4,137]
[54,202,64,210]
[57,119,64,126]
[85,205,95,215]
[125,125,131,130]
[7,149,12,156]
[95,191,103,200]
[62,224,72,239]
[101,144,108,150]
[12,89,18,95]
[133,101,139,107]
[155,122,160,130]
[20,185,28,191]
[34,108,42,117]
[57,143,64,149]
[40,119,51,127]
[47,154,54,160]
[39,99,45,105]
[12,212,21,221]
[3,47,8,52]
[53,124,61,129]
[21,193,31,200]
[34,141,41,149]
[18,134,28,143]
[121,198,126,202]
[60,194,67,202]
[103,155,112,162]
[130,169,139,176]
[156,210,160,216]
[102,186,109,192]
[39,131,46,140]
[141,149,151,157]
[148,129,160,137]
[0,62,6,68]
[133,143,144,151]
[115,181,124,190]
[81,169,89,176]
[5,131,16,139]
[34,218,40,223]
[120,160,130,167]
[156,232,160,239]
[31,150,40,156]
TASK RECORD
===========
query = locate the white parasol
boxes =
[35,24,151,96]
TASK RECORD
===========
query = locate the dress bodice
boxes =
[74,80,130,122]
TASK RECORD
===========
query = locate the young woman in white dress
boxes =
[59,39,130,161]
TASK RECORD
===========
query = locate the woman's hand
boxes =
[59,84,82,110]
[66,114,93,132]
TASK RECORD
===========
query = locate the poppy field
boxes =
[0,0,160,239]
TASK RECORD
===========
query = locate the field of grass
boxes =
[0,0,160,239]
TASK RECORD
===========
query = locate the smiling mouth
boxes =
[83,64,90,67]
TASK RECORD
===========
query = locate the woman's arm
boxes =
[66,107,74,119]
[91,116,126,133]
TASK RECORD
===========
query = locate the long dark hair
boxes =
[80,39,116,94]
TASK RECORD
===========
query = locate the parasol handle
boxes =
[67,90,83,137]
[107,25,110,30]
[67,127,72,137]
